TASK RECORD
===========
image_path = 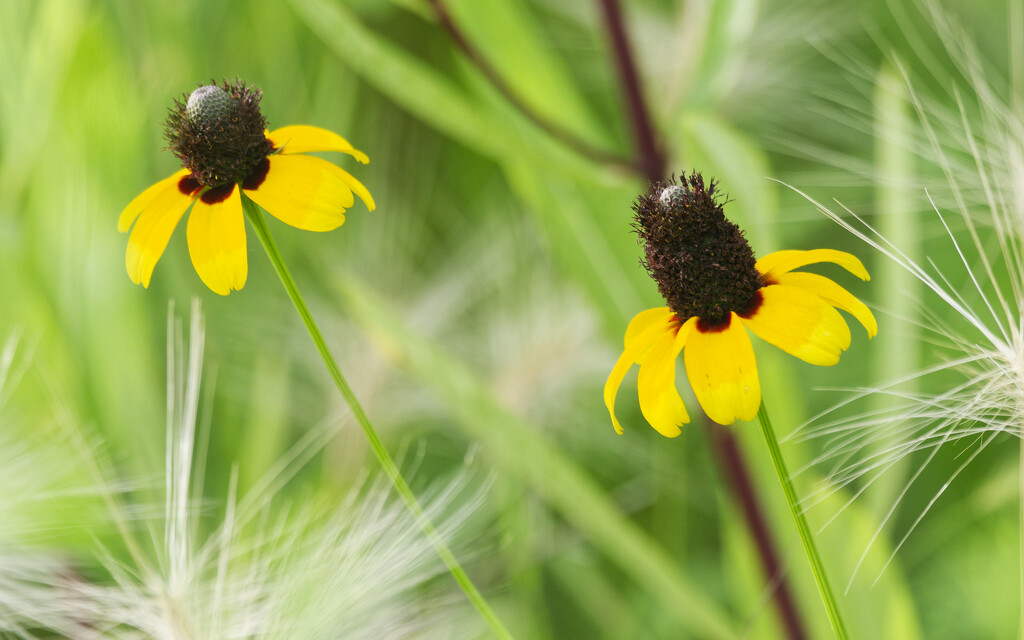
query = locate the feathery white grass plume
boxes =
[39,300,489,639]
[770,1,1024,225]
[767,1,1024,590]
[0,332,114,638]
[780,36,1024,587]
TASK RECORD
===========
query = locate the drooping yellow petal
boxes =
[243,155,351,231]
[756,249,870,281]
[268,125,370,164]
[605,321,674,434]
[624,307,675,363]
[637,318,695,437]
[186,185,247,295]
[776,271,877,338]
[741,285,852,366]
[324,162,376,212]
[683,315,761,425]
[119,169,189,232]
[125,180,197,287]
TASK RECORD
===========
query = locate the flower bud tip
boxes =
[185,85,234,125]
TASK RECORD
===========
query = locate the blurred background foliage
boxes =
[0,0,1020,637]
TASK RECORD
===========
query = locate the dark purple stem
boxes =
[429,0,806,635]
[593,5,808,637]
[706,422,809,640]
[594,0,667,183]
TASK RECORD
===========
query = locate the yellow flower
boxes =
[605,173,876,434]
[118,82,375,295]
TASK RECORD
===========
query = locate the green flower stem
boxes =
[242,196,513,640]
[756,403,848,640]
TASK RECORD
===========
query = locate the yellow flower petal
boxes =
[624,307,675,364]
[324,162,376,212]
[605,321,674,434]
[756,249,870,281]
[268,125,370,164]
[775,271,877,338]
[683,315,761,425]
[637,318,695,437]
[243,155,351,232]
[119,169,189,233]
[186,185,247,296]
[741,285,851,366]
[125,179,197,287]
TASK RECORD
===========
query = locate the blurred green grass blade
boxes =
[868,62,918,511]
[240,353,292,493]
[288,0,503,155]
[910,465,1019,636]
[492,477,552,640]
[336,275,740,640]
[672,111,778,250]
[439,0,611,146]
[551,551,637,638]
[0,0,86,207]
[455,62,644,333]
[719,507,782,638]
[290,0,649,335]
[681,0,759,109]
[288,0,609,182]
[502,160,646,332]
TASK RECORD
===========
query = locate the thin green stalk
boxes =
[241,195,513,640]
[756,403,848,640]
[870,62,917,513]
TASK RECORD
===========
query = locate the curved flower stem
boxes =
[242,196,513,640]
[756,403,848,640]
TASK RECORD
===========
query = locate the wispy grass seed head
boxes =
[0,305,487,639]
[786,43,1024,577]
[760,5,1024,590]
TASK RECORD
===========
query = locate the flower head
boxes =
[605,172,877,433]
[119,80,375,295]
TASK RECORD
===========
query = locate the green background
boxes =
[0,0,1020,637]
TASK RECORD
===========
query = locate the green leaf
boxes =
[288,0,612,182]
[677,0,760,109]
[440,0,610,146]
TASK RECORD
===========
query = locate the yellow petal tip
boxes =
[738,407,760,423]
